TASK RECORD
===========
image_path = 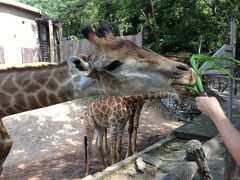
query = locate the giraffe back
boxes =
[85,96,135,128]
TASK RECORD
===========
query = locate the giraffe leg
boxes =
[133,101,144,153]
[103,128,108,154]
[126,117,134,158]
[133,127,138,153]
[110,125,118,164]
[84,117,95,176]
[117,121,127,161]
[95,124,106,169]
[95,134,98,147]
[0,118,13,176]
[117,134,123,161]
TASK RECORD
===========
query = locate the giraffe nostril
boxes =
[176,64,189,71]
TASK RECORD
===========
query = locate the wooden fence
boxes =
[60,31,142,61]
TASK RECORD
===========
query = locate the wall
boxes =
[0,4,40,64]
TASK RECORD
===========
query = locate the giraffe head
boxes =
[68,26,195,96]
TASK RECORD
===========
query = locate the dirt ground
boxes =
[1,99,182,180]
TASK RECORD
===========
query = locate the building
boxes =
[0,0,62,64]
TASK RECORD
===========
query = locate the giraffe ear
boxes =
[67,56,90,75]
[79,53,89,62]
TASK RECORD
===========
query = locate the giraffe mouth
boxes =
[171,68,196,86]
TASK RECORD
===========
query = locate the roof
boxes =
[0,0,44,16]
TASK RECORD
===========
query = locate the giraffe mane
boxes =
[0,62,67,73]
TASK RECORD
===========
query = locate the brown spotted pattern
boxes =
[0,62,82,173]
[0,63,75,118]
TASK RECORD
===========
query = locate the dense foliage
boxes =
[18,0,239,55]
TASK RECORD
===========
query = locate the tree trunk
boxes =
[185,140,213,180]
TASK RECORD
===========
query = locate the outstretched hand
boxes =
[195,96,225,120]
[196,96,240,165]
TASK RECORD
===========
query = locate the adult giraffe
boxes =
[68,26,196,175]
[0,26,195,175]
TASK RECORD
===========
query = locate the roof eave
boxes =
[0,0,45,16]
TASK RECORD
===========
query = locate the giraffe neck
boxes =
[123,92,176,103]
[0,63,78,118]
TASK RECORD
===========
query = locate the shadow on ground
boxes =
[1,101,182,179]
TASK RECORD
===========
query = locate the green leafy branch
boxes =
[185,54,240,95]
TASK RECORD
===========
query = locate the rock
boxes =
[154,172,167,180]
[132,174,155,180]
[155,151,185,173]
[135,157,147,173]
[127,157,147,176]
[157,150,185,160]
[158,160,182,173]
[142,154,163,168]
[127,167,137,177]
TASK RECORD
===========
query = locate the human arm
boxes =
[195,96,240,165]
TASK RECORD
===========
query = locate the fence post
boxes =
[49,19,56,63]
[227,18,236,121]
[224,18,238,180]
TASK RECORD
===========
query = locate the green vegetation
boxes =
[18,0,240,55]
[186,54,240,95]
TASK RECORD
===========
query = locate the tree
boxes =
[18,0,239,55]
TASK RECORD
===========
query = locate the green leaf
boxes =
[195,73,204,93]
[193,55,240,65]
[198,36,202,54]
[183,85,200,95]
[190,56,198,72]
[206,67,234,79]
[211,56,240,65]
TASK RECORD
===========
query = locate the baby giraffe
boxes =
[84,92,176,175]
[101,99,145,158]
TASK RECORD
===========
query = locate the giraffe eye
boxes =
[104,60,122,71]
